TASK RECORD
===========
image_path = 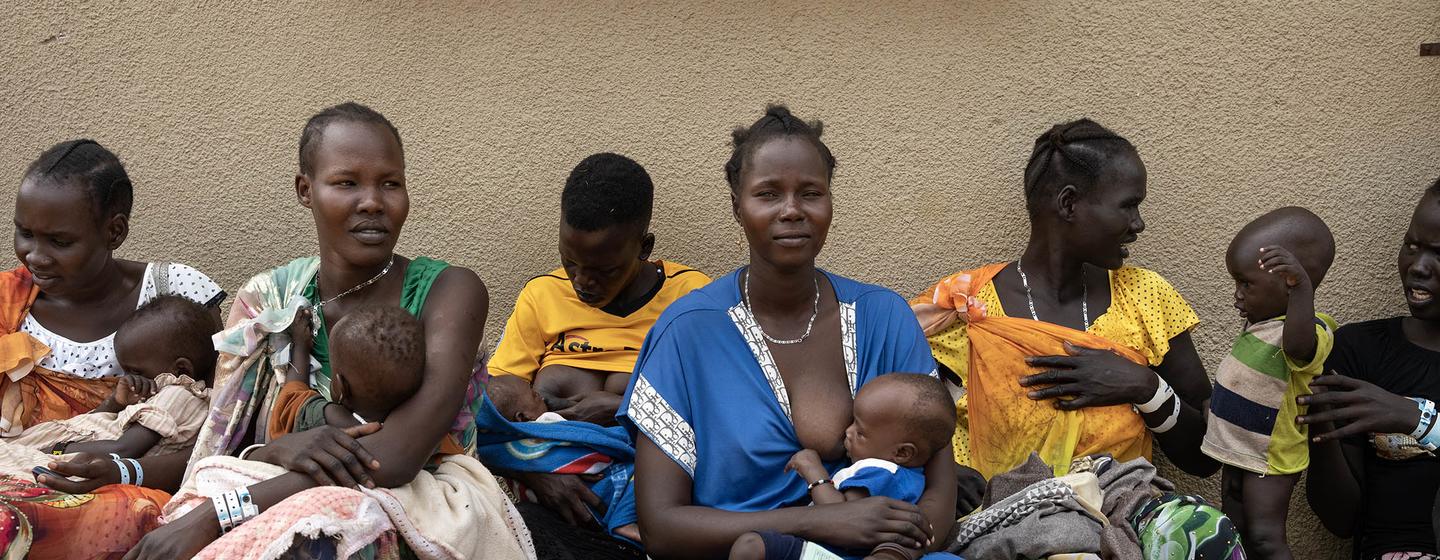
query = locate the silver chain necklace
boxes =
[743,269,819,345]
[1016,259,1088,329]
[312,255,396,335]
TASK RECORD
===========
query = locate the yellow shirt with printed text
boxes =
[488,261,710,381]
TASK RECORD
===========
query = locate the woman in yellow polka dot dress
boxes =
[913,120,1243,558]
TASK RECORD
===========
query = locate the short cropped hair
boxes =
[561,152,654,232]
[116,295,221,381]
[298,102,404,176]
[330,305,425,418]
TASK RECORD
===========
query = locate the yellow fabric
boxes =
[1265,315,1335,473]
[488,261,709,381]
[920,265,1199,471]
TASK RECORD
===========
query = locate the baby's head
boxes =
[1225,207,1335,323]
[486,374,548,423]
[845,373,957,468]
[329,305,424,423]
[113,295,221,384]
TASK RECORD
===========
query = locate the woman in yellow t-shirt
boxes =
[914,119,1238,559]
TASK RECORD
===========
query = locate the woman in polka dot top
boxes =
[4,139,223,435]
[912,120,1241,558]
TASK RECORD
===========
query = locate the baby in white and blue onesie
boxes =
[730,372,959,560]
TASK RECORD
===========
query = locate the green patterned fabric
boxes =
[1130,493,1246,560]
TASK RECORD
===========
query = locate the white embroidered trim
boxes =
[729,303,793,420]
[629,375,698,477]
[840,302,858,395]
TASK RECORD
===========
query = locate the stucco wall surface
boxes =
[2,1,1438,556]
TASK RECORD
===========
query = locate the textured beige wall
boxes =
[3,1,1438,555]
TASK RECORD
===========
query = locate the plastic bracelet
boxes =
[1422,422,1440,451]
[125,458,143,487]
[236,486,259,520]
[223,491,244,528]
[238,444,266,461]
[109,453,132,486]
[1134,375,1175,414]
[212,494,233,533]
[1150,393,1181,434]
[1410,398,1436,439]
[807,478,833,491]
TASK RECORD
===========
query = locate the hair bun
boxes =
[763,104,793,121]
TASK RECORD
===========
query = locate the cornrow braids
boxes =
[1022,119,1139,215]
[298,102,403,176]
[724,104,836,191]
[23,139,134,220]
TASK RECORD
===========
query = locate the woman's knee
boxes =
[729,532,768,560]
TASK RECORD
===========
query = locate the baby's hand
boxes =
[786,449,824,477]
[113,374,157,407]
[1259,246,1311,292]
[287,307,314,348]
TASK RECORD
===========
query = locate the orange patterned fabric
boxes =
[913,263,1152,479]
[0,476,169,560]
[0,268,116,436]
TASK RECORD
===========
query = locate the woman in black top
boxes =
[1302,178,1440,559]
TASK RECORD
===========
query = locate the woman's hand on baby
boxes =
[113,374,157,407]
[807,497,933,551]
[1299,373,1420,441]
[554,391,621,425]
[518,471,604,528]
[252,423,381,488]
[1021,341,1155,409]
[36,452,119,493]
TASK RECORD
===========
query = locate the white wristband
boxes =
[1134,375,1175,414]
[109,453,131,486]
[238,444,266,460]
[1150,393,1182,434]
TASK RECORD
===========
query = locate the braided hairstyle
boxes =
[298,102,403,176]
[22,139,133,221]
[724,104,836,192]
[1022,119,1139,216]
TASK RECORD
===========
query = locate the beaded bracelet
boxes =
[807,478,833,491]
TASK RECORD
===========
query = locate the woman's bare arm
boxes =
[1148,332,1220,476]
[350,267,488,486]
